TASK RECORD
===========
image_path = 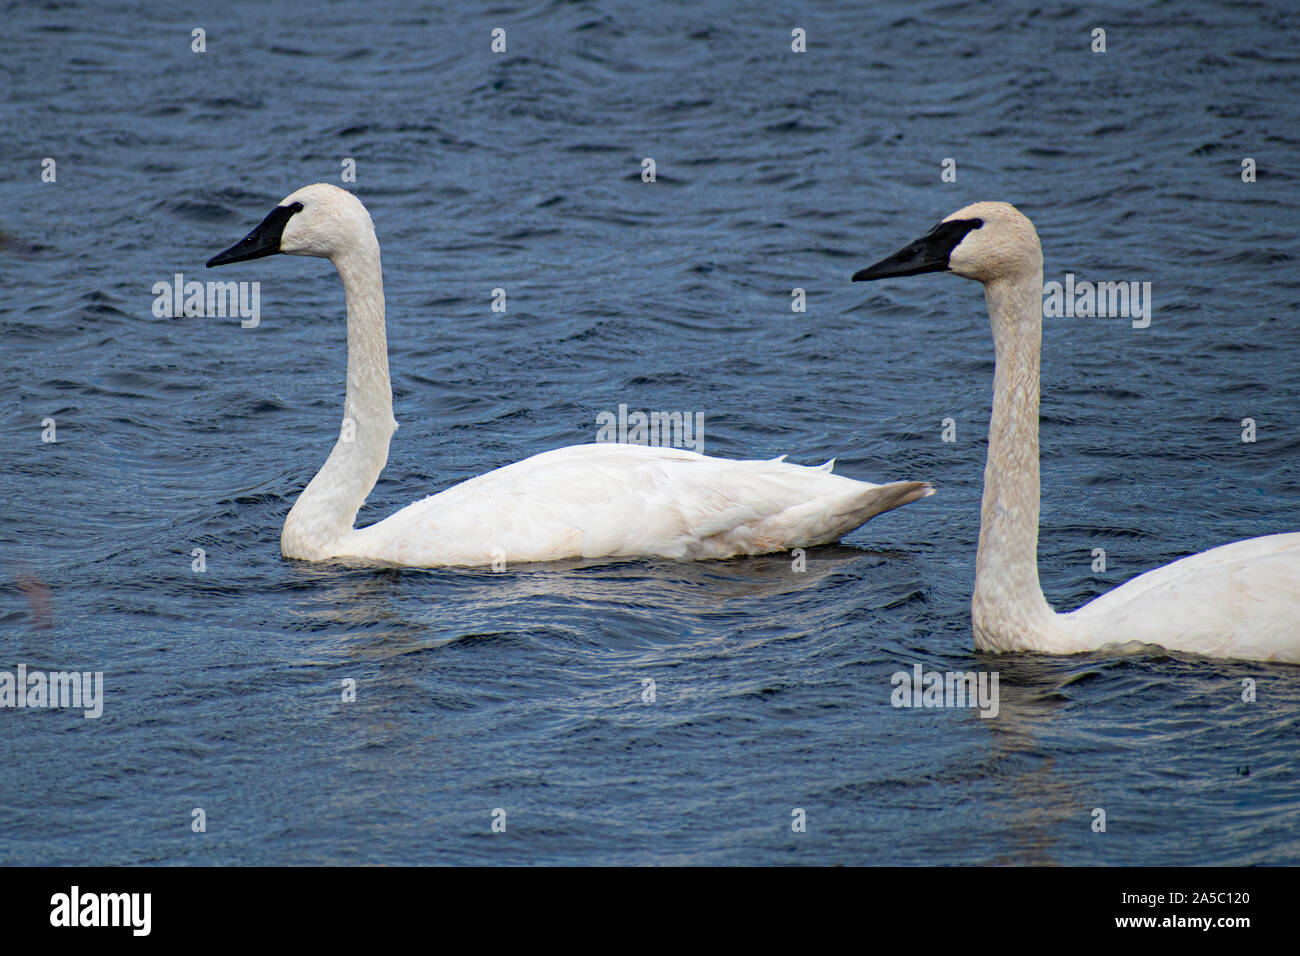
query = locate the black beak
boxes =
[852,217,983,282]
[206,201,303,268]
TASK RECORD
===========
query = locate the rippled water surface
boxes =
[2,0,1299,865]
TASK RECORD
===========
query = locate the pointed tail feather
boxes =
[859,480,934,518]
[813,479,934,545]
[747,479,934,555]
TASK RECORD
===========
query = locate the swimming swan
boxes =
[206,183,932,567]
[854,201,1300,664]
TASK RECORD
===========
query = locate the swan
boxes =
[205,183,932,567]
[853,201,1300,664]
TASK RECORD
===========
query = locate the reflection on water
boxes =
[292,546,881,643]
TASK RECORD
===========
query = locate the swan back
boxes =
[1064,533,1300,663]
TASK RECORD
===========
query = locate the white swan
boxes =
[206,183,932,567]
[854,201,1300,664]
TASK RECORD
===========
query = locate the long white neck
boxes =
[971,262,1060,650]
[281,234,398,560]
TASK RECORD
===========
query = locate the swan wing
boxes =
[1064,532,1300,663]
[345,443,931,567]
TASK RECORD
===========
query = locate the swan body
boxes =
[346,443,931,567]
[207,183,931,568]
[854,201,1300,664]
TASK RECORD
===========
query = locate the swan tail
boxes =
[840,479,933,525]
[694,478,934,558]
[781,478,933,550]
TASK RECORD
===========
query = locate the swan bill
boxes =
[206,201,304,267]
[852,217,983,281]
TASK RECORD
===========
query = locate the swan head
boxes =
[852,201,1041,285]
[207,183,375,267]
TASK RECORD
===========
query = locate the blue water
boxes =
[2,0,1299,865]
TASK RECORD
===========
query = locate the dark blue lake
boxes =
[2,0,1298,865]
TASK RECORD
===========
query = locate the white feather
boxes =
[349,443,931,566]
